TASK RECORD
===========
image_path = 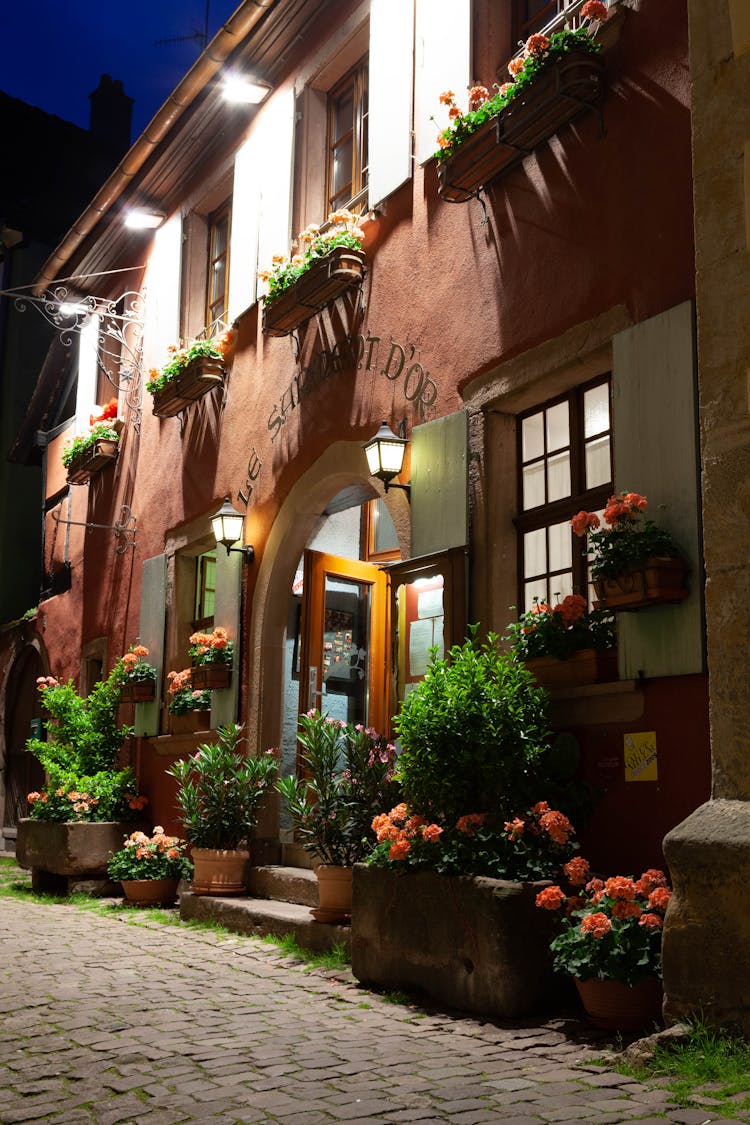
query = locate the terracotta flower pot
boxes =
[191,847,250,895]
[151,356,225,418]
[525,647,617,690]
[120,878,180,907]
[191,663,232,691]
[311,864,353,924]
[575,976,663,1032]
[593,557,689,611]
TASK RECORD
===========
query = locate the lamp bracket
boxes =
[222,543,255,563]
[50,504,137,554]
[384,480,411,501]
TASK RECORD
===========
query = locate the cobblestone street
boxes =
[1,887,749,1125]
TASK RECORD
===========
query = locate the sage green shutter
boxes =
[411,411,469,556]
[135,554,166,737]
[210,549,241,729]
[612,301,703,678]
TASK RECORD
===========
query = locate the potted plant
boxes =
[352,629,590,1016]
[107,827,193,907]
[165,668,212,734]
[435,4,607,203]
[259,210,367,337]
[146,328,233,418]
[505,594,616,689]
[189,626,234,691]
[276,711,399,922]
[120,643,158,703]
[18,664,148,894]
[572,491,689,610]
[62,399,123,485]
[536,864,672,1030]
[167,724,278,895]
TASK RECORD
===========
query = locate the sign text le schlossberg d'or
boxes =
[237,329,439,508]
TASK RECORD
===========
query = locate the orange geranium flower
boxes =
[536,885,566,911]
[604,875,637,901]
[639,912,664,930]
[581,912,611,938]
[563,856,591,887]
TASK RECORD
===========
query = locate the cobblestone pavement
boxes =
[2,886,750,1125]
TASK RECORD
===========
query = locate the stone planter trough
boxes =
[351,866,560,1017]
[16,818,144,895]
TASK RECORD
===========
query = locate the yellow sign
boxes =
[624,732,658,782]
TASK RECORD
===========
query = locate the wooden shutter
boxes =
[411,410,469,556]
[256,87,296,293]
[143,216,182,368]
[414,0,471,166]
[369,0,415,208]
[210,549,242,729]
[135,554,167,737]
[228,132,261,320]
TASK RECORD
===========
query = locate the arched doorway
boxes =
[3,645,45,851]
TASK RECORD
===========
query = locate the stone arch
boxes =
[1,636,48,847]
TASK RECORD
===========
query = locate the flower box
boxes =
[169,710,212,735]
[151,356,226,418]
[525,646,617,690]
[262,247,367,337]
[438,50,605,204]
[66,439,119,485]
[594,557,689,612]
[351,866,560,1018]
[120,680,156,704]
[191,662,232,691]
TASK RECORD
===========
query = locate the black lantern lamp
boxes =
[211,498,255,562]
[363,420,411,498]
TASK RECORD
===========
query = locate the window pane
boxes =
[524,528,546,578]
[524,578,548,612]
[523,462,545,510]
[584,382,610,438]
[522,413,544,461]
[547,450,571,501]
[334,90,354,142]
[372,498,398,554]
[332,136,354,201]
[545,402,569,452]
[585,435,611,489]
[548,520,572,572]
[549,571,573,602]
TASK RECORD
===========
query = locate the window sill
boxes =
[547,678,645,725]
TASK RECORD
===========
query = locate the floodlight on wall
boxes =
[211,498,255,562]
[363,420,411,499]
[124,208,165,230]
[222,74,272,105]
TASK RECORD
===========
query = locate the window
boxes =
[512,0,575,42]
[194,550,216,630]
[207,204,231,328]
[362,498,400,563]
[327,58,369,213]
[516,377,612,610]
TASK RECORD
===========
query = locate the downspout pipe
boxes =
[34,0,276,294]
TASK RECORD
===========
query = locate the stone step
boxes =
[179,891,350,955]
[247,864,318,907]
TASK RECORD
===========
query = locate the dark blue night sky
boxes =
[2,0,240,139]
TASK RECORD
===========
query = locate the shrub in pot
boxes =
[167,724,278,895]
[276,711,400,921]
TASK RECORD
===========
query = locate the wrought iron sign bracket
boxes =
[50,504,138,554]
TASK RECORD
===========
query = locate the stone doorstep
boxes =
[179,890,351,956]
[247,864,319,908]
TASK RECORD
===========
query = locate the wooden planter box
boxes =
[66,439,119,485]
[151,356,226,418]
[262,247,367,337]
[594,557,689,611]
[16,818,144,895]
[191,663,232,691]
[351,866,562,1018]
[169,710,212,735]
[438,50,605,203]
[525,646,617,690]
[120,679,156,704]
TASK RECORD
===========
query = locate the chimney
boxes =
[88,74,134,156]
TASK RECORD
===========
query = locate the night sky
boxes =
[2,0,240,140]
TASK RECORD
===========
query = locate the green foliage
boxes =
[575,492,685,580]
[276,711,400,866]
[28,663,131,777]
[146,337,224,394]
[435,29,600,161]
[394,628,551,825]
[265,229,365,302]
[61,422,120,468]
[167,724,278,849]
[506,596,616,661]
[538,869,671,986]
[107,828,193,881]
[27,767,142,822]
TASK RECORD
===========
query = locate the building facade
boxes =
[2,0,709,918]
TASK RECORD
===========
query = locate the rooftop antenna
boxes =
[155,0,210,50]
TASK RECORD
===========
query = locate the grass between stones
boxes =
[0,856,351,973]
